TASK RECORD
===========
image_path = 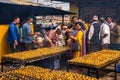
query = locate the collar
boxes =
[92,21,98,25]
[12,22,16,25]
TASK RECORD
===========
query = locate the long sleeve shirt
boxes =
[8,22,20,45]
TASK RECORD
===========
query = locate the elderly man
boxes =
[88,15,100,52]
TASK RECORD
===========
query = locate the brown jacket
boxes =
[112,25,120,44]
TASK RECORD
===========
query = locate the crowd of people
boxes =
[8,15,120,59]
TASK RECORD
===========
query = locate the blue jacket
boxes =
[8,22,20,45]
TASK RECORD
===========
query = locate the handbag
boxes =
[72,40,81,51]
[72,31,81,51]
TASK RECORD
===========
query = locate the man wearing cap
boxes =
[88,15,100,52]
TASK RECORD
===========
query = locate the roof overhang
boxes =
[0,0,76,15]
[52,0,81,2]
[0,0,76,24]
[53,0,104,3]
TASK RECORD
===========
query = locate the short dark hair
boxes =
[13,16,19,21]
[71,16,78,20]
[27,17,33,21]
[40,29,46,36]
[75,22,85,30]
[107,17,113,20]
[71,19,75,23]
[56,28,62,33]
[75,21,83,26]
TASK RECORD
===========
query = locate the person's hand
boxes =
[37,42,42,46]
[35,32,40,35]
[70,35,74,39]
[14,40,18,46]
[32,40,36,43]
[88,40,91,45]
[67,39,71,45]
[111,31,114,34]
[50,43,55,47]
